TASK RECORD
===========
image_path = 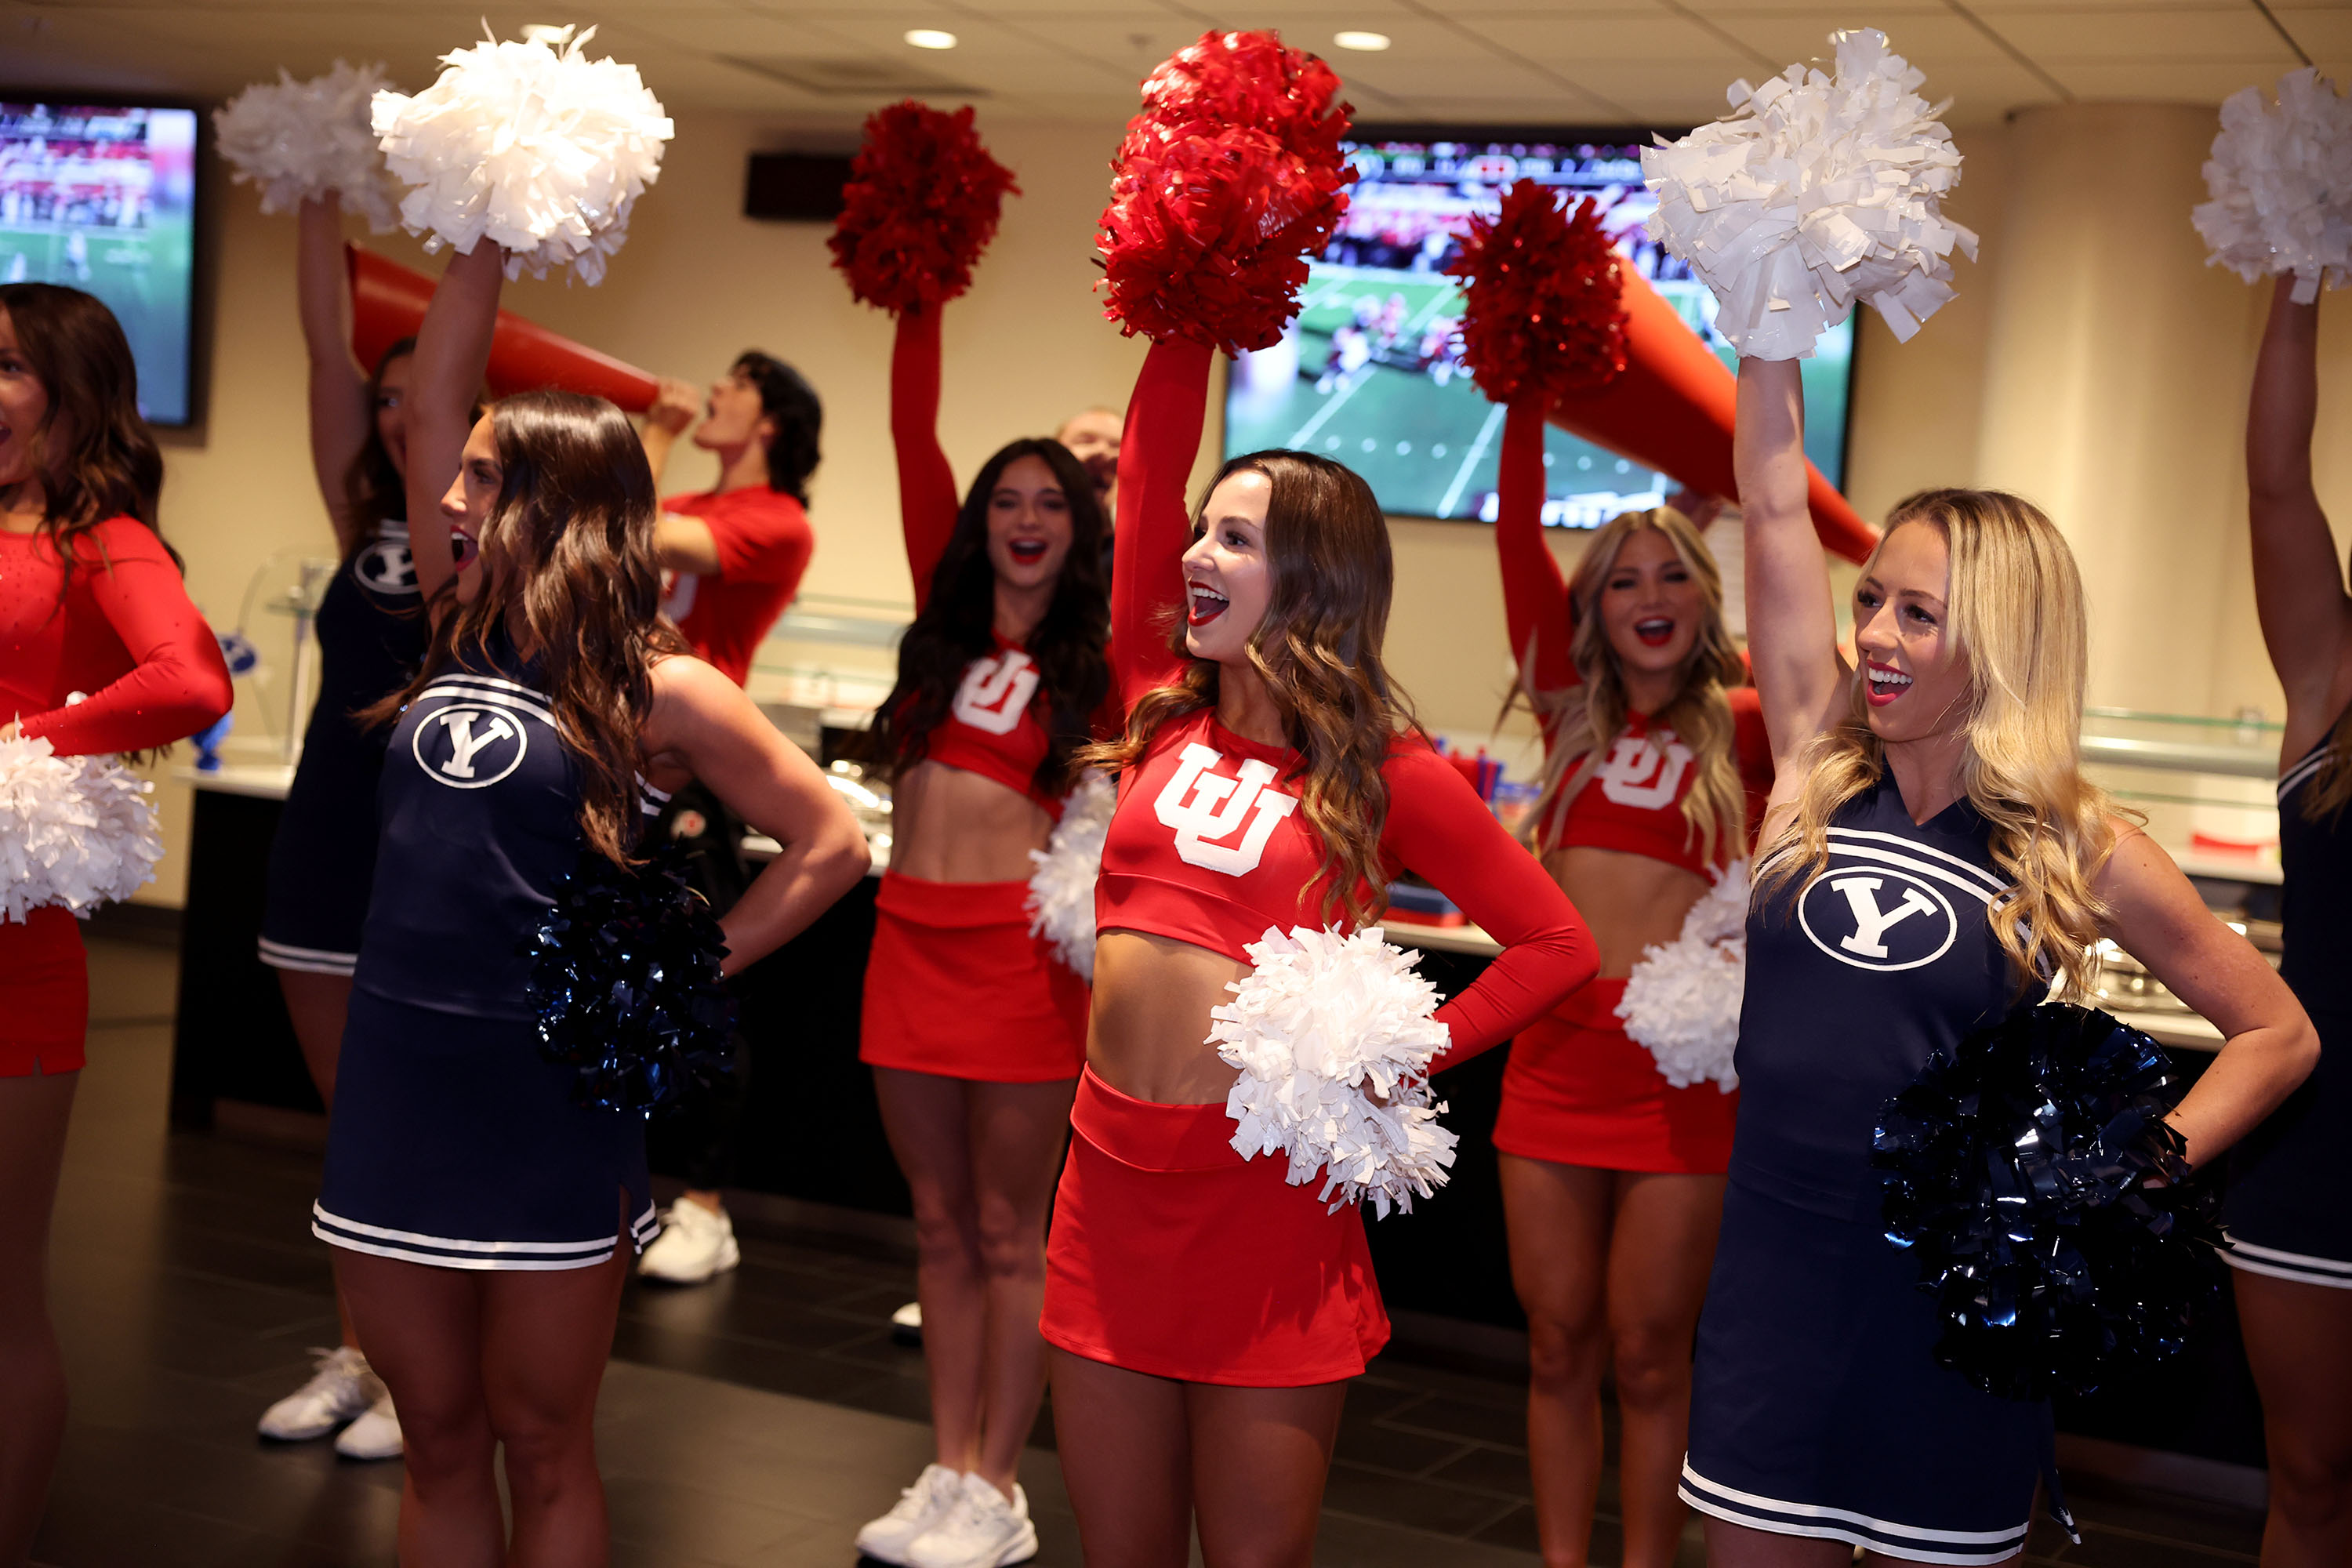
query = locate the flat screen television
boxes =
[0,100,201,426]
[1223,131,1856,526]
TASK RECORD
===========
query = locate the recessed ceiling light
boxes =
[905,28,958,50]
[1334,30,1392,52]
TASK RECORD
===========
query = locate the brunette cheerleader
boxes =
[1489,401,1769,1568]
[312,245,869,1568]
[0,282,233,1563]
[1681,356,2317,1566]
[848,299,1112,1568]
[1038,337,1598,1568]
[253,195,462,1461]
[2229,277,2352,1564]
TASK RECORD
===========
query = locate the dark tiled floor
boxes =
[31,938,2269,1566]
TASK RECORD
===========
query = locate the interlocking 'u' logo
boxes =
[952,650,1042,736]
[1152,743,1298,877]
[1596,728,1693,810]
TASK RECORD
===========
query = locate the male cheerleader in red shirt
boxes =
[637,350,823,1283]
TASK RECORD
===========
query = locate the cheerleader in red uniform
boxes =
[847,299,1113,1568]
[1039,336,1597,1568]
[1488,408,1769,1568]
[0,282,232,1561]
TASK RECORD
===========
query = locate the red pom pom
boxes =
[1096,31,1352,355]
[1445,181,1628,406]
[830,101,1018,315]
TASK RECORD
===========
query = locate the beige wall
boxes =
[137,100,2352,903]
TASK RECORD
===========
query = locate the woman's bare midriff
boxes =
[888,759,1053,883]
[1546,844,1711,978]
[1087,930,1254,1104]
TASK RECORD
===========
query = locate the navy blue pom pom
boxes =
[524,849,737,1117]
[1871,1001,2223,1402]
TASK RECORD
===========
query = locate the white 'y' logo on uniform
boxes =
[1829,877,1937,958]
[1153,743,1298,877]
[1597,728,1693,810]
[952,650,1041,736]
[413,705,529,789]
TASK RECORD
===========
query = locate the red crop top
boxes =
[1493,401,1773,873]
[1094,339,1599,1068]
[888,307,1106,818]
[2,516,233,757]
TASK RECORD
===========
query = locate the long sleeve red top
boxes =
[2,516,233,756]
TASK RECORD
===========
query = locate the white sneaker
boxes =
[906,1474,1038,1568]
[636,1199,740,1284]
[332,1391,404,1460]
[258,1347,379,1442]
[855,1463,965,1566]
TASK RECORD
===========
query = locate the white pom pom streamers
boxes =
[1213,925,1457,1218]
[372,24,673,285]
[1027,770,1117,982]
[1616,860,1750,1092]
[1642,28,1976,360]
[0,733,164,924]
[2193,69,2352,304]
[213,61,403,230]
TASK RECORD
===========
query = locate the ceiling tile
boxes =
[2047,59,2319,98]
[1993,9,2299,60]
[1454,13,1759,65]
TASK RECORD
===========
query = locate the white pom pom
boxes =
[372,24,674,285]
[1211,925,1457,1219]
[213,61,404,231]
[1027,770,1117,982]
[0,734,163,924]
[1616,860,1750,1092]
[2193,70,2352,306]
[1641,28,1976,360]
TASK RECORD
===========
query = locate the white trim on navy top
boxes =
[1820,830,2004,907]
[256,937,358,976]
[420,675,556,727]
[1678,1464,2034,1566]
[2279,745,2334,804]
[312,1201,661,1272]
[2222,1231,2352,1289]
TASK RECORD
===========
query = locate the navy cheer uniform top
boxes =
[1681,775,2072,1563]
[2226,724,2352,1289]
[260,523,428,976]
[314,633,667,1270]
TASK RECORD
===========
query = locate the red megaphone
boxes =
[347,245,659,412]
[1548,266,1878,564]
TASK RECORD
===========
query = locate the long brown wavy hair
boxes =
[365,391,684,865]
[1086,449,1415,927]
[0,283,172,575]
[1753,488,2130,996]
[863,437,1110,797]
[1514,506,1747,865]
[342,336,412,549]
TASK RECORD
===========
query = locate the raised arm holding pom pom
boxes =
[2221,276,2352,1564]
[1673,354,2318,1566]
[1034,36,1596,1566]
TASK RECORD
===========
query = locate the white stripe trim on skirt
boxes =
[257,937,359,977]
[1678,1462,2031,1566]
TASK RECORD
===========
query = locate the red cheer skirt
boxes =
[1492,978,1737,1174]
[1,907,89,1076]
[1041,1069,1390,1386]
[858,873,1088,1083]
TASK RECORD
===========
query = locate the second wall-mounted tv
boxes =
[0,100,201,426]
[1223,131,1855,527]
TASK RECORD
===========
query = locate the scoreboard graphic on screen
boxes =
[0,102,199,426]
[1223,135,1855,528]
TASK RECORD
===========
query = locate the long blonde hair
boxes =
[1519,506,1748,865]
[1755,488,2128,996]
[1084,450,1415,927]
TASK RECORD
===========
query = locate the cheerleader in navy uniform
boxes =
[1684,356,2318,1566]
[253,195,477,1461]
[2228,277,2352,1563]
[314,244,869,1566]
